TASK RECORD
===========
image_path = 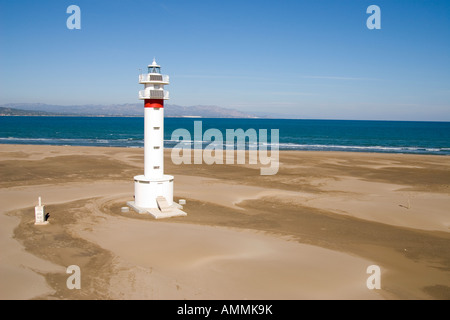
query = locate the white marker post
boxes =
[34,196,48,225]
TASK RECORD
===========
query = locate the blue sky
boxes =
[1,0,449,120]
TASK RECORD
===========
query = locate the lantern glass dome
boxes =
[148,66,161,74]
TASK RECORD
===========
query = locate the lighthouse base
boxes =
[129,174,187,219]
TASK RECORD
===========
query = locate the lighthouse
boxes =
[128,59,186,219]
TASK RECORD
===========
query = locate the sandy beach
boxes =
[0,144,449,300]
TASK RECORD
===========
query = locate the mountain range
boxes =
[0,103,282,118]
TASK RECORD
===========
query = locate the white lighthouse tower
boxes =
[128,59,186,219]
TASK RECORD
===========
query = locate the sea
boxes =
[0,116,449,155]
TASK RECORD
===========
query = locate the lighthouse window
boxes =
[153,166,160,169]
[154,146,160,149]
[153,127,160,130]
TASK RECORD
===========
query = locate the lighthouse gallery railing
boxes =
[139,74,169,83]
[139,90,170,100]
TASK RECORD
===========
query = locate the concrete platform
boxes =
[34,221,49,226]
[127,201,187,219]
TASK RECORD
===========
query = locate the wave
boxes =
[0,137,144,147]
[267,143,448,154]
[275,143,437,150]
[0,137,449,155]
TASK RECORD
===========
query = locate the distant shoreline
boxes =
[0,144,448,158]
[0,114,258,119]
[1,114,449,122]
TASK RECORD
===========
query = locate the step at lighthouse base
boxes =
[127,199,186,219]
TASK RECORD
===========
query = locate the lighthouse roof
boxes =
[148,58,160,68]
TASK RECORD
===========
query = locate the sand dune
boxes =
[0,145,449,299]
[76,211,381,299]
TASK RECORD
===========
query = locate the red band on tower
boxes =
[145,99,164,108]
